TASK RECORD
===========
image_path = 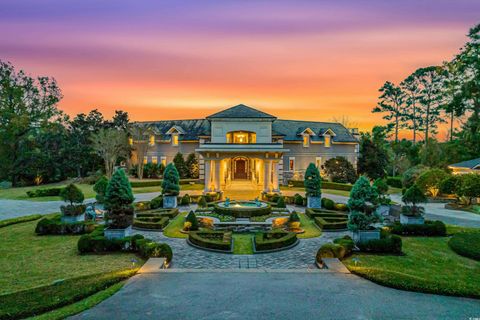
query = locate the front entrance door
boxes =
[234,159,247,179]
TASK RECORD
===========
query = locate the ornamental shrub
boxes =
[439,175,460,195]
[185,210,199,231]
[162,163,180,196]
[386,176,402,188]
[348,176,379,212]
[455,173,480,205]
[390,220,446,236]
[324,156,357,184]
[316,243,346,261]
[150,195,163,209]
[347,211,373,232]
[415,169,448,197]
[104,169,135,229]
[448,232,480,261]
[198,196,208,208]
[289,212,300,222]
[276,196,286,208]
[321,197,335,210]
[60,183,84,205]
[333,235,355,256]
[402,165,428,188]
[357,235,402,254]
[181,194,191,205]
[93,175,109,203]
[293,193,304,206]
[402,184,427,216]
[304,163,322,197]
[373,179,389,195]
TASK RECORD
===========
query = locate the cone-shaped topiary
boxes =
[93,175,109,203]
[304,163,322,197]
[185,210,199,231]
[104,169,135,228]
[289,212,300,222]
[276,196,286,208]
[162,163,180,196]
[348,176,379,212]
[402,184,427,216]
[60,183,85,205]
[198,196,207,208]
[347,210,373,232]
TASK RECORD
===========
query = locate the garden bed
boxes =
[305,208,348,231]
[253,230,298,252]
[188,231,233,252]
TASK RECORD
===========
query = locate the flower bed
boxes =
[254,230,298,252]
[188,231,232,252]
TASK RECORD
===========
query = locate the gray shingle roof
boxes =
[139,119,210,140]
[272,120,357,142]
[207,104,276,119]
[449,158,480,169]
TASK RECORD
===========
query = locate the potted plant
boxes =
[104,169,135,239]
[400,184,427,225]
[373,178,391,216]
[60,183,86,223]
[162,163,180,208]
[347,176,381,243]
[304,163,322,208]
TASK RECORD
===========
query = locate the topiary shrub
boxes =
[162,163,180,196]
[333,235,355,256]
[104,169,135,229]
[304,163,322,197]
[93,175,109,203]
[316,243,346,261]
[416,169,449,198]
[185,210,199,231]
[348,176,379,212]
[357,235,402,254]
[181,194,191,205]
[293,193,304,206]
[448,232,480,261]
[321,197,335,210]
[60,184,86,216]
[150,195,163,209]
[276,196,286,208]
[390,220,446,236]
[198,196,208,208]
[402,184,427,216]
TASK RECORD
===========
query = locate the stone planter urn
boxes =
[353,229,381,243]
[163,195,178,208]
[61,213,85,224]
[307,196,321,208]
[400,214,425,225]
[376,204,390,216]
[104,226,132,240]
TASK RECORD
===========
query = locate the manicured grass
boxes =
[163,212,188,238]
[29,281,126,320]
[0,219,142,294]
[233,233,254,254]
[448,231,480,261]
[343,233,480,299]
[297,212,322,239]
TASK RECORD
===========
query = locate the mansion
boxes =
[134,104,359,194]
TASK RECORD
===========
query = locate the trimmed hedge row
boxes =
[305,208,348,219]
[0,214,42,228]
[287,180,353,191]
[448,232,480,261]
[386,176,402,188]
[26,187,64,198]
[390,221,446,237]
[136,208,179,219]
[0,269,137,320]
[213,203,272,218]
[357,235,402,254]
[314,217,348,231]
[35,215,95,235]
[133,216,169,230]
[254,230,297,251]
[129,179,200,188]
[316,236,354,262]
[188,231,232,251]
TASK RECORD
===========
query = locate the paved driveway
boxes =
[71,271,480,320]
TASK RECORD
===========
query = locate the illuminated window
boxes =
[303,135,309,147]
[324,135,331,148]
[226,131,256,144]
[288,157,295,171]
[316,157,322,168]
[161,156,167,166]
[143,156,148,164]
[128,137,133,145]
[172,134,179,146]
[149,135,155,146]
[152,156,158,164]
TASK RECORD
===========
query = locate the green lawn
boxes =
[0,219,141,295]
[233,233,254,254]
[163,212,188,238]
[343,228,480,299]
[297,212,322,239]
[0,180,204,201]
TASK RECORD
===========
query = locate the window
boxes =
[288,157,295,171]
[149,135,155,146]
[303,135,309,147]
[172,134,179,146]
[143,156,148,164]
[324,135,331,148]
[152,156,158,164]
[226,131,256,144]
[161,156,167,166]
[315,157,322,168]
[128,137,133,145]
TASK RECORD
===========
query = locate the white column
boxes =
[204,160,211,193]
[263,160,270,192]
[272,161,280,192]
[214,160,221,192]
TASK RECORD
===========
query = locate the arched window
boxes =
[226,131,256,144]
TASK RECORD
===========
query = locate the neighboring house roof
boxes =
[272,120,356,142]
[449,158,480,169]
[206,104,276,119]
[141,105,357,143]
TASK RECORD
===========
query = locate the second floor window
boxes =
[149,135,155,146]
[172,134,179,146]
[226,131,256,144]
[324,135,331,148]
[303,135,310,147]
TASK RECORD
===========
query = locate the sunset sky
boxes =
[1,1,479,137]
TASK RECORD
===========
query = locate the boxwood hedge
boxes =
[254,230,297,251]
[188,231,232,252]
[448,232,480,261]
